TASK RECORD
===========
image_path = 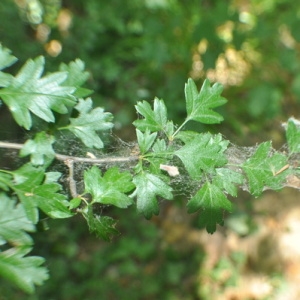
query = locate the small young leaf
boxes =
[136,129,157,154]
[44,172,62,184]
[187,182,232,233]
[20,132,55,166]
[175,133,227,179]
[66,98,114,149]
[69,197,82,209]
[152,138,167,153]
[133,172,173,219]
[59,59,92,98]
[133,98,168,131]
[0,56,76,129]
[175,130,199,144]
[242,142,288,196]
[0,247,48,294]
[286,117,300,154]
[0,193,34,246]
[84,166,134,208]
[0,44,18,70]
[185,78,227,124]
[84,206,119,241]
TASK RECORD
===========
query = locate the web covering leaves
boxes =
[175,133,228,179]
[242,141,288,196]
[83,206,119,241]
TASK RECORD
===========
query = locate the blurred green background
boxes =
[1,0,300,299]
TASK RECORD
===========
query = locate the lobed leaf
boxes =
[187,182,232,233]
[0,193,34,246]
[84,166,134,208]
[0,44,18,70]
[66,98,114,149]
[213,168,244,197]
[0,247,48,294]
[59,59,92,98]
[136,129,157,154]
[133,172,173,219]
[175,133,228,179]
[84,206,119,241]
[185,78,227,124]
[285,117,300,154]
[20,132,55,166]
[0,56,77,129]
[12,164,72,223]
[133,98,174,136]
[242,142,288,196]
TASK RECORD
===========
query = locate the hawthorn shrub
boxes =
[0,44,300,293]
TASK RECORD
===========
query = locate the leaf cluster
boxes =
[0,44,299,294]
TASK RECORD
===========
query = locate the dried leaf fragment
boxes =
[286,174,300,189]
[160,164,180,177]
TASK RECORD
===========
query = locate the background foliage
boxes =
[1,0,300,299]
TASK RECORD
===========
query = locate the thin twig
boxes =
[0,141,139,164]
[273,164,290,176]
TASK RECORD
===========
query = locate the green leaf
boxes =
[175,133,227,179]
[20,132,55,165]
[84,206,119,241]
[0,72,13,87]
[214,168,244,197]
[187,182,232,233]
[242,142,288,196]
[69,197,82,209]
[44,172,62,184]
[59,59,92,98]
[12,164,72,223]
[0,56,76,129]
[175,130,199,143]
[133,172,173,219]
[84,166,134,208]
[66,98,114,148]
[0,247,48,294]
[0,193,34,246]
[32,183,73,219]
[133,98,174,136]
[0,44,18,70]
[286,117,300,154]
[185,78,227,124]
[0,172,12,191]
[136,129,157,154]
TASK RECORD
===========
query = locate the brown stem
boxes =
[0,141,139,164]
